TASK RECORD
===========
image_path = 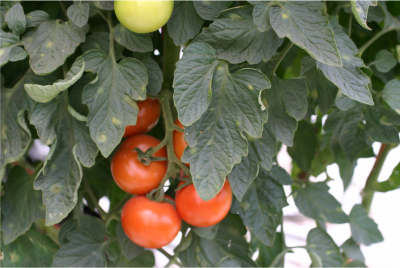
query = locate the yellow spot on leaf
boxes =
[112,117,121,125]
[248,84,253,90]
[98,134,107,142]
[50,183,62,193]
[45,41,53,48]
[282,13,289,19]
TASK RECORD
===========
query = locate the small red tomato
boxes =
[175,180,232,227]
[173,119,189,166]
[123,98,161,138]
[121,195,182,249]
[111,135,167,195]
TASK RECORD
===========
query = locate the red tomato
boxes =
[123,98,161,138]
[121,195,181,248]
[111,135,167,195]
[175,180,232,227]
[173,119,189,166]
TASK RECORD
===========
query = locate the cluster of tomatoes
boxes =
[111,99,232,249]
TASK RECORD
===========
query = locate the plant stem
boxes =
[358,29,392,57]
[107,11,115,62]
[348,14,353,37]
[271,41,294,75]
[162,25,181,90]
[108,194,132,215]
[361,143,396,212]
[58,1,68,20]
[82,174,107,219]
[157,248,173,259]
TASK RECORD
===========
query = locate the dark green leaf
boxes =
[218,257,242,267]
[8,46,27,61]
[311,146,335,177]
[22,20,89,75]
[82,49,147,157]
[174,231,193,253]
[116,221,144,260]
[182,58,270,200]
[253,232,284,267]
[193,1,232,21]
[140,56,162,95]
[113,23,153,53]
[178,234,210,267]
[293,182,349,223]
[94,1,114,11]
[0,29,21,65]
[382,79,400,112]
[306,228,343,267]
[373,50,397,73]
[25,10,50,28]
[109,250,155,267]
[58,214,105,245]
[267,165,293,185]
[349,204,383,246]
[167,1,204,46]
[67,2,90,28]
[192,224,219,240]
[317,17,373,106]
[1,166,45,244]
[1,228,59,267]
[379,2,400,31]
[194,6,283,64]
[341,238,365,262]
[336,92,356,111]
[81,32,123,60]
[350,0,377,30]
[364,104,399,144]
[376,162,400,192]
[5,3,25,35]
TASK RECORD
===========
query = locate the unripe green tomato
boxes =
[114,1,174,34]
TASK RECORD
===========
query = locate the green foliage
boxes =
[1,1,399,267]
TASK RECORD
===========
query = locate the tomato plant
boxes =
[1,1,400,267]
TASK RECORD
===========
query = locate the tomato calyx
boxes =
[133,147,167,166]
[146,188,176,206]
[175,176,193,192]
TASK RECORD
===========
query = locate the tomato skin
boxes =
[114,1,174,34]
[175,180,232,227]
[111,135,167,195]
[123,98,161,138]
[173,119,189,166]
[121,195,181,248]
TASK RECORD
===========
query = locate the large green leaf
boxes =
[382,79,400,112]
[116,221,144,260]
[293,182,349,223]
[306,228,343,267]
[264,76,308,146]
[5,3,25,35]
[235,168,288,246]
[1,70,53,173]
[167,1,204,46]
[317,17,373,105]
[182,56,270,201]
[1,166,45,244]
[25,10,50,28]
[373,50,397,73]
[192,224,219,240]
[1,227,59,267]
[349,204,383,246]
[30,91,98,225]
[67,2,90,28]
[81,49,148,157]
[0,29,21,65]
[194,6,283,64]
[253,1,342,66]
[22,20,89,75]
[193,1,232,21]
[341,238,365,262]
[113,24,153,53]
[350,0,377,30]
[376,162,400,192]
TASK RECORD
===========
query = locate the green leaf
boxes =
[24,57,85,103]
[22,20,89,75]
[336,92,356,111]
[251,1,272,32]
[257,1,342,66]
[192,224,219,240]
[229,122,277,201]
[379,2,400,31]
[1,70,53,172]
[317,17,373,106]
[300,56,337,114]
[267,165,293,185]
[373,50,397,73]
[376,162,400,192]
[0,29,21,66]
[311,146,335,177]
[67,2,90,28]
[193,1,232,21]
[1,227,59,267]
[194,6,283,64]
[264,76,308,146]
[116,221,144,260]
[182,61,270,201]
[288,121,318,171]
[174,231,193,253]
[1,166,44,244]
[253,232,284,267]
[109,250,155,267]
[293,182,349,223]
[364,103,399,144]
[167,1,204,46]
[382,79,400,113]
[349,204,383,246]
[82,49,148,157]
[0,1,18,27]
[31,92,98,225]
[94,1,114,11]
[58,214,105,245]
[140,56,162,95]
[218,257,242,267]
[198,214,256,267]
[306,228,343,267]
[81,32,124,60]
[113,24,153,53]
[308,250,323,267]
[8,46,27,61]
[236,168,288,246]
[344,260,368,267]
[350,0,377,30]
[341,238,365,262]
[25,10,50,28]
[5,3,25,35]
[178,233,210,267]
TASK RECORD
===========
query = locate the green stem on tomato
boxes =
[271,41,294,75]
[361,143,396,212]
[162,25,181,90]
[358,28,393,57]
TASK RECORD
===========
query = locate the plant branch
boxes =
[82,174,107,219]
[271,41,294,75]
[162,25,181,90]
[358,29,392,57]
[58,1,68,21]
[348,14,353,37]
[107,11,115,62]
[108,194,132,215]
[361,143,397,212]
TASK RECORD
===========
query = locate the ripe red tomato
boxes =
[111,135,167,195]
[173,119,189,166]
[121,195,182,248]
[175,180,232,227]
[123,98,161,138]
